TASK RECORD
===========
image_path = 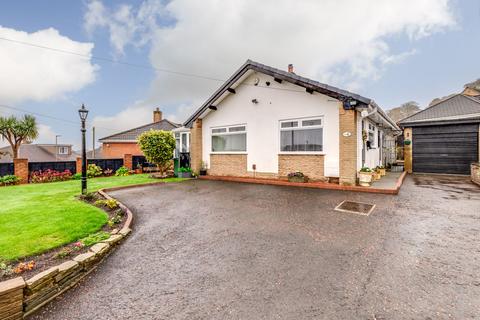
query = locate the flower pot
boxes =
[177,172,192,178]
[199,169,207,176]
[378,168,386,176]
[372,172,381,181]
[288,176,307,183]
[358,172,373,187]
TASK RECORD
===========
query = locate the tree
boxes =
[386,101,421,123]
[137,130,176,175]
[0,115,38,159]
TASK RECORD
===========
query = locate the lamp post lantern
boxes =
[78,104,89,195]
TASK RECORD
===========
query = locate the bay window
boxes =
[211,125,247,152]
[280,117,323,152]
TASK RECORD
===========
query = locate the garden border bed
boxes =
[0,187,134,320]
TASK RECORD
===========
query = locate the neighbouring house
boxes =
[399,94,480,175]
[86,147,103,159]
[98,108,180,158]
[184,60,400,185]
[462,79,480,98]
[0,144,77,163]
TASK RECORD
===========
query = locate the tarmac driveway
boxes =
[32,175,480,319]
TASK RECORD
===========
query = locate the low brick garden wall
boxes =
[0,188,133,320]
[472,163,480,186]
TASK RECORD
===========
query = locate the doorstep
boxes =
[199,171,407,195]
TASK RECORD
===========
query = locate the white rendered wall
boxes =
[201,72,341,177]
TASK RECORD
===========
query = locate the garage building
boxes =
[399,94,480,175]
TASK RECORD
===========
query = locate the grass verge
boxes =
[0,175,184,261]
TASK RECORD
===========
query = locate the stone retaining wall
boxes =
[0,188,133,319]
[472,163,480,186]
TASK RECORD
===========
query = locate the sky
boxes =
[0,0,479,150]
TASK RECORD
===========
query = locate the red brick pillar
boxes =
[13,158,29,184]
[76,157,83,174]
[124,154,133,170]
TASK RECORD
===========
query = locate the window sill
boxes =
[210,152,248,155]
[278,152,326,156]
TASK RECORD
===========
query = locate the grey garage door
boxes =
[413,124,479,174]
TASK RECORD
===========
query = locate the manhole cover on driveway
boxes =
[334,200,376,216]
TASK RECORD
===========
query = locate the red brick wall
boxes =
[101,143,143,158]
[123,154,133,170]
[13,158,29,184]
[76,157,82,174]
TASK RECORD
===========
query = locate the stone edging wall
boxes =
[0,188,133,320]
[472,163,480,186]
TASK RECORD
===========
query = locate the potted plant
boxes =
[358,167,373,187]
[135,163,143,174]
[287,171,307,183]
[199,161,208,176]
[372,169,381,181]
[178,167,193,178]
[377,165,386,176]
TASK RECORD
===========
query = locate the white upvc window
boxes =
[174,131,190,158]
[211,125,247,152]
[367,123,376,148]
[58,146,69,155]
[181,132,190,153]
[279,116,324,153]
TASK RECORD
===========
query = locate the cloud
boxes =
[0,26,97,104]
[35,124,58,144]
[88,0,455,128]
[84,0,168,55]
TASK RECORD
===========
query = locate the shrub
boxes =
[287,172,304,178]
[178,167,192,173]
[0,260,13,277]
[79,231,110,246]
[87,164,102,178]
[55,247,73,259]
[30,169,72,183]
[137,130,176,175]
[359,167,372,173]
[79,192,97,202]
[107,214,122,227]
[13,261,35,274]
[72,173,82,180]
[115,166,130,176]
[94,199,118,209]
[0,175,19,186]
[105,199,119,209]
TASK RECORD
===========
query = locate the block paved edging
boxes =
[0,188,135,320]
[200,171,408,195]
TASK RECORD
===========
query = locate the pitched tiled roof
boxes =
[0,144,78,163]
[99,119,180,142]
[184,59,398,130]
[399,94,480,126]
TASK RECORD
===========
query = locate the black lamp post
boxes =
[78,104,89,195]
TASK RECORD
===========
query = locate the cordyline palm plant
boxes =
[0,115,38,159]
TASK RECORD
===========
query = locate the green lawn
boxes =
[0,175,184,261]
